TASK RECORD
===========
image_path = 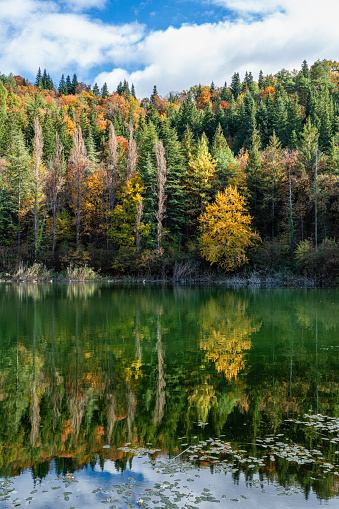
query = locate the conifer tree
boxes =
[101,82,109,98]
[93,83,100,96]
[59,75,67,95]
[230,72,241,100]
[35,68,43,89]
[71,74,78,94]
[66,75,72,94]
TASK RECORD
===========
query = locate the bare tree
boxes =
[154,140,167,251]
[126,123,137,181]
[135,195,144,255]
[105,123,119,249]
[68,127,89,250]
[45,134,65,255]
[153,310,166,425]
[32,118,44,259]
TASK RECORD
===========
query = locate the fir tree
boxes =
[35,67,43,89]
[59,74,68,95]
[71,74,78,94]
[101,82,109,98]
[230,72,241,100]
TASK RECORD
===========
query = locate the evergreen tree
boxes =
[131,83,136,98]
[66,75,72,95]
[258,70,264,90]
[151,85,158,103]
[42,111,56,161]
[35,67,43,89]
[79,108,90,138]
[220,82,229,101]
[301,59,310,79]
[230,72,241,100]
[68,104,76,123]
[59,74,68,95]
[86,127,98,171]
[212,124,239,189]
[93,83,100,96]
[202,101,215,143]
[160,118,187,239]
[101,82,109,98]
[71,74,79,94]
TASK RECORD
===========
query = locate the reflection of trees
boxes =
[153,310,166,425]
[199,294,260,380]
[0,284,338,502]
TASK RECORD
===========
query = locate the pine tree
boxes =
[131,83,136,98]
[93,83,100,96]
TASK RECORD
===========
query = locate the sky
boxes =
[0,0,338,98]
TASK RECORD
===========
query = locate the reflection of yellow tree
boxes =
[200,295,261,380]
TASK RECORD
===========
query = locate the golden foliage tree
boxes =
[199,186,260,271]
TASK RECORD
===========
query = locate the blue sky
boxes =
[0,0,337,97]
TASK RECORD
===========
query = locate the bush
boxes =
[296,238,339,280]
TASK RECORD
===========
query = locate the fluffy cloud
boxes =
[0,0,144,79]
[0,0,338,97]
[94,0,338,96]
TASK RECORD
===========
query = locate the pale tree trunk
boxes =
[135,196,143,255]
[154,140,167,251]
[69,127,89,250]
[33,117,44,259]
[153,310,166,425]
[51,134,64,254]
[126,123,137,181]
[106,123,119,250]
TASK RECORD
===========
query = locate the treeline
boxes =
[0,59,338,279]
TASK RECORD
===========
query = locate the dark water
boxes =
[0,283,338,508]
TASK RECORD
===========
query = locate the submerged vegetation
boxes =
[0,60,339,282]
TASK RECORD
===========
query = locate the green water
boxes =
[0,283,338,508]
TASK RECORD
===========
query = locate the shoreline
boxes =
[0,273,335,287]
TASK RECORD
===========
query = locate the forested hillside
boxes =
[0,60,338,279]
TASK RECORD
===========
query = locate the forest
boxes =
[0,59,338,281]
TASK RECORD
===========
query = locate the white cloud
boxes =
[0,0,338,97]
[0,0,144,80]
[208,0,286,14]
[94,0,339,97]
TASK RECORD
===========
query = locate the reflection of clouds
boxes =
[2,453,339,507]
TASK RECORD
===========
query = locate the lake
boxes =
[0,283,338,508]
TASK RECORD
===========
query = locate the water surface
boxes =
[0,283,338,507]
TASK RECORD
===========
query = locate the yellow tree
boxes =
[186,133,216,222]
[199,186,260,271]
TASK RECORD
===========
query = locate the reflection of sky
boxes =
[1,457,338,508]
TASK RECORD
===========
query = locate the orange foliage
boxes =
[196,89,211,110]
[263,86,275,98]
[220,100,230,111]
[64,115,76,134]
[116,136,129,154]
[104,92,130,122]
[97,117,107,131]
